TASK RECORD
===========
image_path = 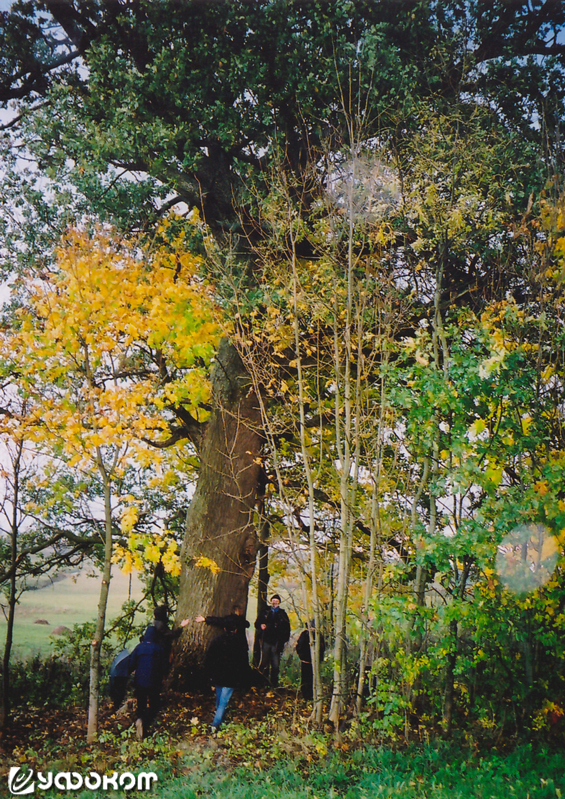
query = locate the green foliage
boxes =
[73,742,565,799]
[2,0,565,738]
[8,651,90,709]
[7,600,149,711]
[2,0,563,261]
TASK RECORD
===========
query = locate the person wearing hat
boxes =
[254,594,291,687]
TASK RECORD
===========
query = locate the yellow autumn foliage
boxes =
[194,556,221,575]
[1,224,220,450]
[112,530,182,577]
[0,222,221,576]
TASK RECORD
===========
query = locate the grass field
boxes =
[0,566,145,659]
[20,738,565,799]
[141,743,565,799]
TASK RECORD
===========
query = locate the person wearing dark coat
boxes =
[295,623,325,700]
[254,594,291,687]
[195,603,250,650]
[128,624,167,739]
[205,618,250,731]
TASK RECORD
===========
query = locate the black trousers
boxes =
[134,684,160,729]
[109,676,128,710]
[259,641,282,687]
[300,661,314,700]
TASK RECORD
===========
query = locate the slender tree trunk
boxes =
[1,439,23,729]
[356,495,381,716]
[356,352,390,716]
[1,565,16,729]
[1,496,18,727]
[174,339,263,686]
[253,514,270,669]
[87,470,113,743]
[411,455,430,637]
[442,618,458,735]
[329,138,358,729]
[288,222,324,724]
[256,516,270,616]
[442,563,470,734]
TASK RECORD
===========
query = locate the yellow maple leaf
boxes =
[194,556,221,575]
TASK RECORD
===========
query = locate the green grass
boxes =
[31,741,565,799]
[0,567,145,658]
[155,745,565,799]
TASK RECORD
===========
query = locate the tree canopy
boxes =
[1,0,564,242]
[2,0,565,736]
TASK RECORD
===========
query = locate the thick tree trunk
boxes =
[173,339,263,687]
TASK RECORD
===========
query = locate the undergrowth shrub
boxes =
[6,620,120,709]
[8,653,89,708]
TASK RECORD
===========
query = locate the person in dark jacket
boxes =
[205,618,250,731]
[149,605,189,665]
[295,622,325,700]
[195,603,250,650]
[128,624,167,739]
[254,594,291,687]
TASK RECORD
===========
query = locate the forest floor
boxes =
[1,686,329,775]
[2,688,565,798]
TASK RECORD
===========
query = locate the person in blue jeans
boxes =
[204,617,250,732]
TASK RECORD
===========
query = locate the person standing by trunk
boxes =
[195,603,250,651]
[254,594,291,688]
[205,618,249,732]
[150,605,189,665]
[295,622,325,700]
[128,625,167,739]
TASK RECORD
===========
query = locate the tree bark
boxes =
[0,554,16,729]
[442,618,458,736]
[252,515,270,669]
[173,339,263,687]
[0,442,22,729]
[86,469,113,743]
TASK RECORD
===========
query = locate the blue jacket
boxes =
[128,625,166,689]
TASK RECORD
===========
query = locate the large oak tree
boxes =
[1,0,564,685]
